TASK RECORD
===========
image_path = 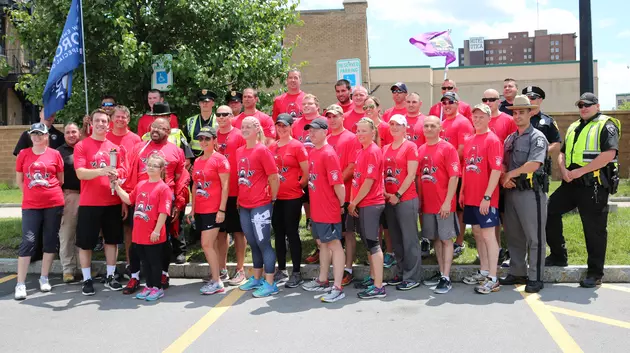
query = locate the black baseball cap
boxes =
[304,117,328,130]
[196,126,217,139]
[575,92,598,105]
[276,113,294,127]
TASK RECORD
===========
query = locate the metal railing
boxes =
[0,48,33,75]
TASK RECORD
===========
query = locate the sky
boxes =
[296,0,630,110]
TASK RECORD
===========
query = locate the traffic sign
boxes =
[152,54,173,91]
[336,58,362,89]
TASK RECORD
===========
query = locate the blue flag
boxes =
[43,0,84,119]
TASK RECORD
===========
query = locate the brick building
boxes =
[617,93,630,108]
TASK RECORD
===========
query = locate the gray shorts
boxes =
[421,213,459,241]
[312,222,342,243]
[358,204,385,242]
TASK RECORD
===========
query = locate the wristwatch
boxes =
[395,192,403,199]
[483,195,491,201]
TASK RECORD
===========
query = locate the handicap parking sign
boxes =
[343,74,356,88]
[156,71,168,84]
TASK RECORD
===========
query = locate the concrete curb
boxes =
[0,204,20,208]
[1,259,628,283]
[611,197,630,202]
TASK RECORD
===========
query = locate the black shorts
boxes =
[219,197,242,233]
[195,213,219,231]
[456,178,463,212]
[76,204,124,250]
[124,204,134,228]
[19,207,63,257]
[301,186,309,203]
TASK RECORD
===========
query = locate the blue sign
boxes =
[152,54,173,91]
[343,74,356,87]
[156,71,168,84]
[336,58,362,89]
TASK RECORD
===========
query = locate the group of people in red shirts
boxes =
[13,69,524,303]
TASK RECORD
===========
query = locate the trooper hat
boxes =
[506,95,538,110]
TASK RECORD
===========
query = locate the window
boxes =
[524,55,527,59]
[555,54,559,59]
[530,38,534,42]
[619,100,623,106]
[524,48,527,53]
[523,34,527,37]
[485,50,489,54]
[490,40,494,44]
[490,49,494,54]
[498,40,502,44]
[528,48,532,52]
[551,56,555,61]
[555,40,559,45]
[550,42,554,47]
[551,47,555,53]
[556,48,560,53]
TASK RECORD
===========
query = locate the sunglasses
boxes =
[441,86,455,91]
[199,136,214,141]
[216,112,231,117]
[577,102,595,109]
[391,90,406,94]
[101,102,115,107]
[481,98,499,103]
[363,104,376,110]
[526,94,541,100]
[441,100,456,105]
[31,132,45,136]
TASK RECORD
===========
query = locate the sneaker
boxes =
[396,280,420,291]
[220,268,230,281]
[146,288,165,301]
[200,280,225,295]
[422,272,442,287]
[228,270,247,286]
[475,278,500,294]
[341,270,354,286]
[321,286,345,303]
[433,277,452,294]
[63,273,77,283]
[123,278,140,295]
[305,249,320,264]
[274,269,289,283]
[545,255,568,267]
[252,281,279,298]
[136,286,152,300]
[453,243,465,258]
[354,276,374,289]
[420,238,431,258]
[113,268,123,282]
[463,271,486,285]
[93,239,104,252]
[386,275,403,286]
[39,277,52,292]
[285,272,303,288]
[175,254,186,264]
[239,276,263,291]
[123,265,132,280]
[525,280,544,293]
[358,285,387,299]
[499,274,528,285]
[104,275,123,291]
[14,284,26,300]
[161,274,170,289]
[383,253,397,268]
[82,279,95,296]
[301,279,331,292]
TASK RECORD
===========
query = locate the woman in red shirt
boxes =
[236,117,280,298]
[14,123,65,300]
[347,118,386,299]
[115,154,172,301]
[268,114,309,288]
[187,127,230,295]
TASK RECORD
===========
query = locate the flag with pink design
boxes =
[409,30,457,67]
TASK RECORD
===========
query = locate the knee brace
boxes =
[365,238,381,255]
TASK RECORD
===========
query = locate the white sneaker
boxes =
[39,278,52,292]
[15,284,26,300]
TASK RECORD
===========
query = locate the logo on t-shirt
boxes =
[26,161,51,189]
[451,162,460,173]
[238,157,254,187]
[134,192,152,222]
[274,154,288,183]
[286,102,302,118]
[465,146,483,174]
[384,157,401,185]
[194,170,211,198]
[308,161,317,190]
[330,170,339,182]
[298,135,315,149]
[90,151,110,169]
[352,171,362,189]
[420,156,438,184]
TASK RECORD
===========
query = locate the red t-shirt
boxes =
[272,91,306,121]
[343,109,365,133]
[378,120,393,148]
[308,144,344,223]
[137,113,179,137]
[489,112,517,144]
[235,143,278,208]
[106,131,141,167]
[328,129,360,202]
[74,137,128,206]
[405,114,425,144]
[412,118,426,147]
[429,101,473,123]
[463,132,503,208]
[16,148,64,209]
[269,139,308,200]
[292,116,319,154]
[441,114,474,153]
[137,141,185,191]
[192,152,230,214]
[417,140,460,214]
[217,127,246,197]
[382,140,418,202]
[352,142,384,207]
[233,110,276,139]
[382,106,407,122]
[129,180,173,245]
[338,101,355,113]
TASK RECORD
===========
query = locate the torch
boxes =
[109,148,118,195]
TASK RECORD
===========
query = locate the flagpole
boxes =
[439,29,452,122]
[79,0,89,116]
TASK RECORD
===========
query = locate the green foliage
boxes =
[618,101,630,111]
[0,56,11,77]
[8,0,301,125]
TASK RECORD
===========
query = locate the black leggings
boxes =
[272,198,303,273]
[133,243,163,288]
[128,238,171,275]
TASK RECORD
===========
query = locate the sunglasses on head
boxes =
[215,112,231,117]
[481,98,499,103]
[363,104,376,110]
[441,100,456,105]
[577,102,595,109]
[392,89,406,94]
[441,86,455,91]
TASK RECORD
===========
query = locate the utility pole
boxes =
[579,0,593,94]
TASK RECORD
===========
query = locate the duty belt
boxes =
[515,172,548,192]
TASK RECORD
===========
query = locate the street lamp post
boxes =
[579,0,593,94]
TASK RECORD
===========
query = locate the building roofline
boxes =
[298,9,345,14]
[615,93,630,96]
[369,60,597,70]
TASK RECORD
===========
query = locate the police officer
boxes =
[522,86,562,183]
[227,90,243,116]
[546,92,621,288]
[183,89,218,157]
[499,95,548,293]
[140,102,194,160]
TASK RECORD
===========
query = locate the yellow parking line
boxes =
[0,274,17,284]
[547,305,630,329]
[517,286,584,353]
[601,284,630,294]
[163,289,246,353]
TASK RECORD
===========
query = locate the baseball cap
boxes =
[575,92,598,105]
[472,104,491,116]
[304,117,328,130]
[441,92,460,102]
[276,113,294,126]
[389,114,408,126]
[325,104,344,116]
[390,82,408,92]
[196,126,217,139]
[28,123,49,134]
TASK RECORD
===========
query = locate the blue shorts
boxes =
[311,222,342,243]
[463,205,500,228]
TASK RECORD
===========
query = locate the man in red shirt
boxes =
[500,78,518,115]
[335,79,354,113]
[272,69,306,121]
[233,88,276,145]
[382,82,408,122]
[405,92,426,144]
[137,89,179,137]
[343,85,368,133]
[74,109,128,295]
[428,79,472,122]
[226,90,243,116]
[460,104,503,294]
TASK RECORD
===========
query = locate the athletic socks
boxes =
[106,265,116,277]
[131,272,140,280]
[480,270,490,277]
[345,268,353,274]
[162,271,168,276]
[82,267,91,281]
[444,276,450,282]
[489,276,497,282]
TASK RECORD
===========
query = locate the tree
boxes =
[618,101,630,111]
[8,0,301,124]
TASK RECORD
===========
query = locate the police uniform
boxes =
[499,100,513,116]
[503,123,548,288]
[523,86,562,178]
[183,89,218,157]
[545,93,621,285]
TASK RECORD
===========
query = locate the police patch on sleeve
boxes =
[536,137,546,148]
[606,124,618,136]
